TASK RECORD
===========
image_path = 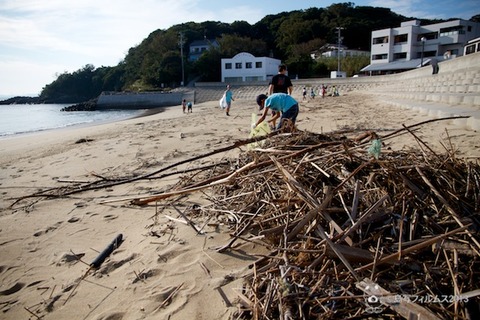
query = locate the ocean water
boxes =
[0,104,143,137]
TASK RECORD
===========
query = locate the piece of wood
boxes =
[325,243,376,264]
[356,225,469,271]
[90,234,124,268]
[131,161,257,205]
[416,166,480,255]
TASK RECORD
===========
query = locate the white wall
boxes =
[221,52,281,82]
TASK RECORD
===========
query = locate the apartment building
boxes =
[362,19,480,75]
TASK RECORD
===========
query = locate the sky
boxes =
[0,0,478,97]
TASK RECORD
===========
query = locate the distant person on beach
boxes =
[224,85,234,116]
[269,64,293,127]
[182,99,187,113]
[430,58,439,74]
[254,93,299,132]
[321,84,327,98]
[302,87,307,100]
[268,64,293,95]
[332,85,339,96]
[187,101,193,113]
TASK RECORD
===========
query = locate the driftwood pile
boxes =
[9,117,480,319]
[172,128,480,320]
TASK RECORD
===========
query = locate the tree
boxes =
[37,3,450,102]
[192,47,222,82]
[219,34,268,57]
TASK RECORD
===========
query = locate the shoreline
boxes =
[0,105,173,142]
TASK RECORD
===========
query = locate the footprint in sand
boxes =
[103,214,118,221]
[95,253,137,276]
[33,221,63,237]
[0,282,25,296]
[67,217,80,223]
[132,268,164,284]
[95,312,125,320]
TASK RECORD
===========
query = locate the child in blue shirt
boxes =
[254,93,299,131]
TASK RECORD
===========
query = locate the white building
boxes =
[465,37,480,55]
[311,44,369,59]
[221,52,281,83]
[362,19,480,75]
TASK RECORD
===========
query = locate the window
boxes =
[246,62,252,69]
[417,32,438,41]
[256,61,262,68]
[373,36,388,45]
[466,44,476,55]
[393,52,407,60]
[439,25,464,36]
[225,63,232,69]
[394,34,408,44]
[422,50,437,58]
[372,54,388,60]
[235,62,242,69]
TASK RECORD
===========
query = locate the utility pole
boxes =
[179,32,185,86]
[336,27,344,73]
[420,37,426,67]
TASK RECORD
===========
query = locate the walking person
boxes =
[224,85,234,116]
[254,93,299,132]
[182,99,187,113]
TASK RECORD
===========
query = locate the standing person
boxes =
[321,84,327,98]
[187,101,193,113]
[268,64,293,127]
[224,85,234,116]
[182,99,187,113]
[254,93,299,132]
[302,87,307,101]
[268,64,293,95]
[430,58,439,74]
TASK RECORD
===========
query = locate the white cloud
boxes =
[0,59,66,96]
[2,0,475,96]
[367,0,432,18]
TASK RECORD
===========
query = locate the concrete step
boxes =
[376,97,480,131]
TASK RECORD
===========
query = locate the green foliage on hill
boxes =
[38,2,452,102]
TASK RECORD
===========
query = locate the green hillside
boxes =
[35,2,466,103]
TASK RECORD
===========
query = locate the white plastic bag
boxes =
[219,94,227,109]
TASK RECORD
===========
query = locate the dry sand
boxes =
[0,92,479,320]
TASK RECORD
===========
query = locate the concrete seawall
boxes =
[94,53,479,130]
[96,91,195,109]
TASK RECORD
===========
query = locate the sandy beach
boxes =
[1,91,479,320]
